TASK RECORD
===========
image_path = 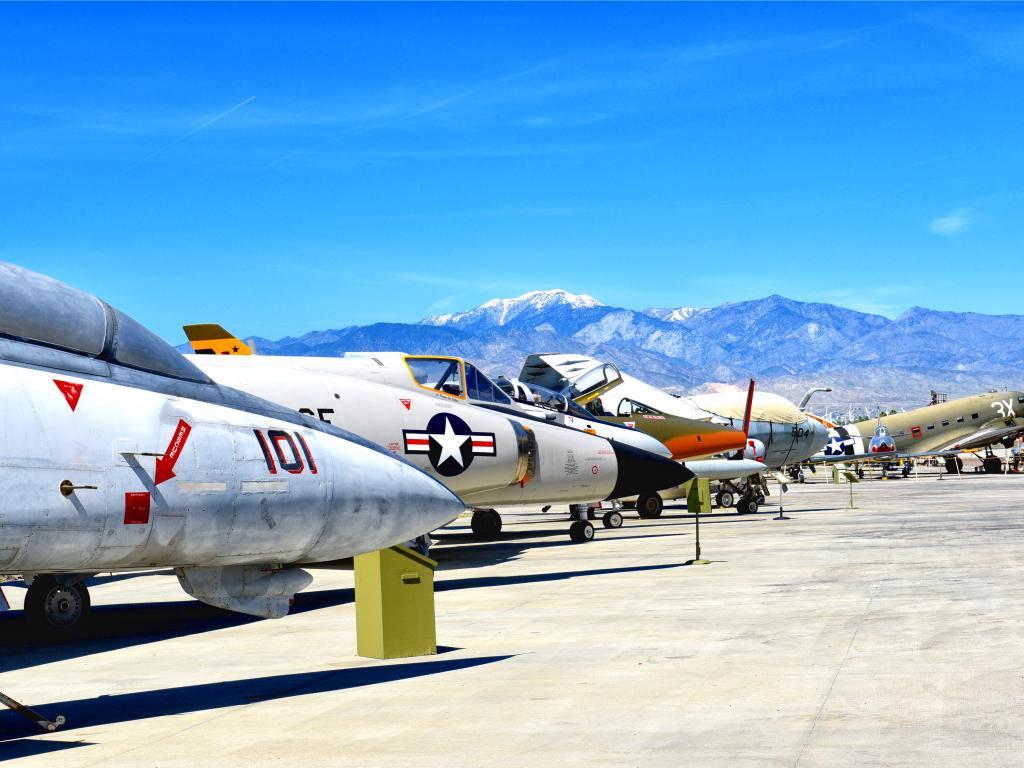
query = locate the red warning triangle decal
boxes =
[399,398,412,411]
[53,379,84,412]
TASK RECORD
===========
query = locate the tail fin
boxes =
[183,324,253,355]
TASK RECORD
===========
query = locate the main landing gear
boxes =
[635,492,664,520]
[23,574,92,634]
[470,508,502,538]
[715,475,767,514]
[982,447,1003,474]
[471,505,612,543]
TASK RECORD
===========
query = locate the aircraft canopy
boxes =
[0,261,211,383]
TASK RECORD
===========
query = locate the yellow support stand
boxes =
[831,465,840,484]
[685,478,711,514]
[355,545,438,659]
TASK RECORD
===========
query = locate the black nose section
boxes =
[605,441,694,500]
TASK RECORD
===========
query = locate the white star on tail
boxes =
[432,416,469,467]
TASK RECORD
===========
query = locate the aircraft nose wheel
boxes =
[602,510,623,529]
[470,509,502,539]
[24,575,91,633]
[569,520,595,542]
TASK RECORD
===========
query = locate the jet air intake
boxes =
[510,420,537,486]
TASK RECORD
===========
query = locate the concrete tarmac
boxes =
[2,472,1023,767]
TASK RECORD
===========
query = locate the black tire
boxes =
[636,492,664,519]
[755,492,766,505]
[470,509,502,539]
[569,520,595,542]
[736,498,752,515]
[717,490,735,509]
[983,457,1002,474]
[797,471,806,483]
[602,510,623,529]
[746,499,759,514]
[24,575,90,634]
[945,457,964,474]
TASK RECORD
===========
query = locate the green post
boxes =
[686,478,711,565]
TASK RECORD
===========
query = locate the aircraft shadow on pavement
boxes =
[0,654,512,747]
[0,558,685,672]
[436,561,686,593]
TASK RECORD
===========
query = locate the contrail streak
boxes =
[406,60,557,118]
[131,95,256,167]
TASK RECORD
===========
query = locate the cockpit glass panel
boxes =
[111,309,209,382]
[406,357,464,397]
[618,398,662,416]
[570,364,619,398]
[464,362,512,404]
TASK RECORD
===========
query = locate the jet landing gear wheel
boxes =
[24,575,91,634]
[636,492,664,519]
[736,497,759,515]
[755,492,766,505]
[983,456,1003,474]
[602,510,623,529]
[715,490,735,509]
[569,520,595,542]
[470,509,502,539]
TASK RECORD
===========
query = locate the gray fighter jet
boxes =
[0,263,464,634]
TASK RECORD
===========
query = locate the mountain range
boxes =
[179,289,1024,414]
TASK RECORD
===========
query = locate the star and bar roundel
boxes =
[403,413,496,476]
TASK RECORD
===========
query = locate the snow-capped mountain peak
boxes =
[644,306,708,323]
[423,289,604,328]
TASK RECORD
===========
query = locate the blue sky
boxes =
[2,2,1022,343]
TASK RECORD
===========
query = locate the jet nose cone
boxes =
[387,458,467,540]
[664,427,747,461]
[606,441,694,500]
[806,419,829,458]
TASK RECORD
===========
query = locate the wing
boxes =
[182,324,253,355]
[936,420,1024,452]
[810,449,960,465]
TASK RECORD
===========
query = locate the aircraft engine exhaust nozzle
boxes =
[605,441,694,500]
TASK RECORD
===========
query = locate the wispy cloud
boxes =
[929,207,972,236]
[130,96,256,167]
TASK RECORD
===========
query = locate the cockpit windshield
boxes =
[0,261,210,383]
[570,363,621,399]
[406,357,464,397]
[464,361,512,404]
[617,398,664,417]
[405,356,512,404]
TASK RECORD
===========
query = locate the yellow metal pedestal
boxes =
[355,545,438,659]
[685,478,711,514]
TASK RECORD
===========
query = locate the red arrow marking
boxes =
[399,398,412,411]
[155,419,192,486]
[53,379,84,411]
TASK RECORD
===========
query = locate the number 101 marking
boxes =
[253,429,318,475]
